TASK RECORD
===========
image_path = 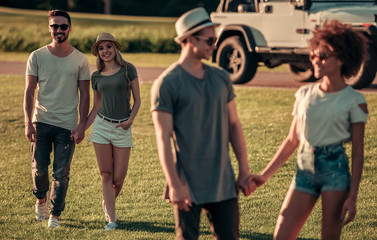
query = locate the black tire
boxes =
[216,36,258,84]
[288,64,318,82]
[345,43,377,89]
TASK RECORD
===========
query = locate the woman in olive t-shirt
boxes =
[81,33,140,231]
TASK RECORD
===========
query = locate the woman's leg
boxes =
[321,191,348,240]
[274,188,318,240]
[93,143,117,222]
[112,146,131,198]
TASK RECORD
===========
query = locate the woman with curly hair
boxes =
[251,20,369,239]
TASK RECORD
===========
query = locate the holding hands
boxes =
[70,122,86,144]
[237,173,268,196]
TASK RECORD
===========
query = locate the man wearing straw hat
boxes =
[151,7,255,239]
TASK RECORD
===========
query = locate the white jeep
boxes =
[210,0,377,88]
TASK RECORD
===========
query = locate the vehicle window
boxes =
[227,0,258,12]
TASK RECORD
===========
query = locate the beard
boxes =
[54,32,69,43]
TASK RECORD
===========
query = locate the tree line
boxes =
[0,0,219,17]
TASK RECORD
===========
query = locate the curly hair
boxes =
[48,10,71,26]
[309,19,368,78]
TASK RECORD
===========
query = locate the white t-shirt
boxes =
[26,46,90,130]
[293,83,368,147]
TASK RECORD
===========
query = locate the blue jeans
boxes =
[292,143,350,197]
[31,122,75,217]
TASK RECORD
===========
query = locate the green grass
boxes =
[0,51,180,68]
[0,75,376,239]
[0,51,289,72]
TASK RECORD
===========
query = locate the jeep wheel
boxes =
[288,64,317,82]
[345,43,377,89]
[216,36,258,84]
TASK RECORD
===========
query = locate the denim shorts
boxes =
[291,143,350,197]
[89,115,134,148]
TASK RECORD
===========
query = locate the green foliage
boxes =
[0,74,376,239]
[0,7,180,53]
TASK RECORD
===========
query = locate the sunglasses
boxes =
[309,51,337,61]
[50,24,70,31]
[194,35,217,46]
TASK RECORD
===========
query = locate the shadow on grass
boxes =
[62,219,318,240]
[119,220,175,233]
[63,219,175,233]
[201,230,318,240]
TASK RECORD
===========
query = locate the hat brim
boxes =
[91,40,122,56]
[174,22,220,44]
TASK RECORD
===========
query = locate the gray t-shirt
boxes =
[150,62,237,204]
[92,63,138,119]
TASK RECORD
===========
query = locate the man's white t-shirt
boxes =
[26,46,90,130]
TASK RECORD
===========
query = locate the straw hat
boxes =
[174,7,220,44]
[91,32,122,56]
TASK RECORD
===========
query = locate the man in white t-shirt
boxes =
[23,10,90,229]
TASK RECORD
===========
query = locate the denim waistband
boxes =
[313,143,344,156]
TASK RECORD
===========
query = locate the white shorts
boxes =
[89,115,134,148]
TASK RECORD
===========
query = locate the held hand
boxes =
[237,172,257,196]
[71,123,85,144]
[238,174,268,196]
[341,196,357,225]
[116,119,132,130]
[25,124,36,142]
[251,174,268,188]
[169,182,192,212]
[70,130,79,142]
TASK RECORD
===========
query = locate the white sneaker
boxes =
[47,216,60,228]
[105,222,117,231]
[35,201,48,221]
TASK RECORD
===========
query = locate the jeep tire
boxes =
[216,36,258,84]
[288,63,317,82]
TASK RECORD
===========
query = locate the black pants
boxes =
[174,198,239,240]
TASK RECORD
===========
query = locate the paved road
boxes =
[2,61,377,92]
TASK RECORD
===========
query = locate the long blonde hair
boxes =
[95,42,130,86]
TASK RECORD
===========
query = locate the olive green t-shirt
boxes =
[150,62,237,204]
[92,63,138,119]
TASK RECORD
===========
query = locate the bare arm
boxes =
[152,110,191,211]
[23,75,38,142]
[85,89,101,130]
[116,78,141,130]
[227,100,254,196]
[72,80,90,143]
[341,122,365,225]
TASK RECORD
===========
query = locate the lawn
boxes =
[0,74,376,239]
